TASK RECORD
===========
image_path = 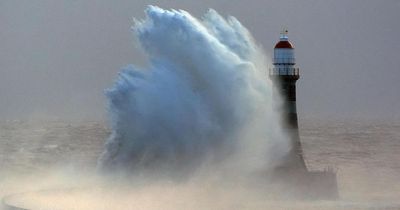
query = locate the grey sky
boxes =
[1,0,399,120]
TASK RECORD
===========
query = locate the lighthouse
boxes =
[269,30,338,199]
[269,30,307,171]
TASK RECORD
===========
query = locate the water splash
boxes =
[98,6,290,178]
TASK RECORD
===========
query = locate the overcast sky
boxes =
[1,0,399,121]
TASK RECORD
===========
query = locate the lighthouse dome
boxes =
[274,40,294,49]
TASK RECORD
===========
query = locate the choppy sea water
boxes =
[1,119,399,209]
[300,118,400,203]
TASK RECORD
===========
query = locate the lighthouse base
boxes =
[267,167,339,200]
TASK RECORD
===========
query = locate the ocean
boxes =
[1,118,399,209]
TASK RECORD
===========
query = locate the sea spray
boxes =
[98,6,290,178]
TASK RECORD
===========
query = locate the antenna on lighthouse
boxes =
[280,28,289,40]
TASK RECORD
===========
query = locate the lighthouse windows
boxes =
[274,48,295,64]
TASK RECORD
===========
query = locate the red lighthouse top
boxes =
[274,29,294,49]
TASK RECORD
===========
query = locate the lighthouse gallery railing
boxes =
[269,67,299,76]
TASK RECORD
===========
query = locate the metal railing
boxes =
[269,67,299,76]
